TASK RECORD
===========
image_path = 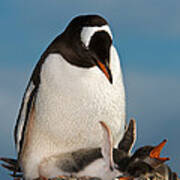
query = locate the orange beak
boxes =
[149,139,170,162]
[96,60,113,84]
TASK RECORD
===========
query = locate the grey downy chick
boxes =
[40,119,136,179]
[36,121,117,179]
[130,139,169,168]
[117,140,179,180]
[37,119,136,179]
[129,140,177,180]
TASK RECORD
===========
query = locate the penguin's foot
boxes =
[0,157,22,179]
[116,176,133,180]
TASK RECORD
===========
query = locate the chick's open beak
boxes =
[149,139,170,162]
[96,60,113,84]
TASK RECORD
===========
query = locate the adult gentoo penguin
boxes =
[14,14,126,179]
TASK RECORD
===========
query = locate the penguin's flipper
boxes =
[118,119,136,154]
[14,80,37,157]
[0,157,18,167]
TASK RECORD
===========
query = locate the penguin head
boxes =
[131,139,170,168]
[63,15,113,83]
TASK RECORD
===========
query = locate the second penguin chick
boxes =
[130,139,170,168]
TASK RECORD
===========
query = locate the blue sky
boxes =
[0,0,180,179]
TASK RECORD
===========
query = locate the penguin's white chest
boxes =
[34,49,125,153]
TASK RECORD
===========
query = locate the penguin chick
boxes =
[38,121,120,180]
[117,140,173,180]
[130,139,170,168]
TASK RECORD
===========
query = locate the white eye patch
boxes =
[80,25,113,48]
